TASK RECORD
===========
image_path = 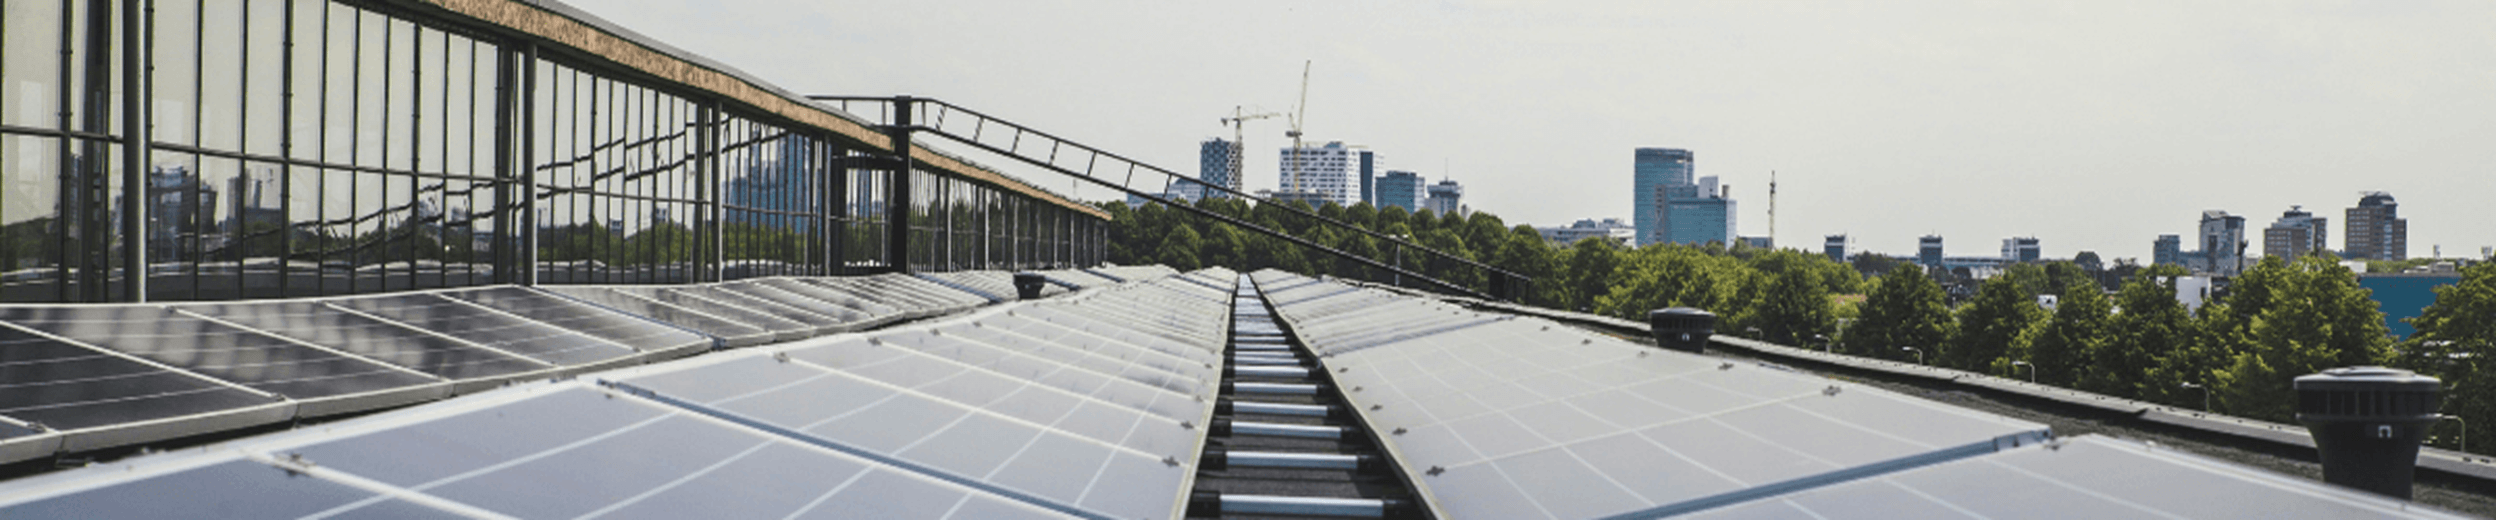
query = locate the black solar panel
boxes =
[185,301,552,381]
[0,327,275,432]
[0,307,439,400]
[436,287,711,357]
[326,294,638,368]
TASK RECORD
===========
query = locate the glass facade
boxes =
[1632,148,1692,246]
[1375,170,1424,212]
[0,0,1103,303]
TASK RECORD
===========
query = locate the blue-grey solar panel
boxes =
[436,286,711,357]
[630,286,825,340]
[713,282,877,325]
[0,327,276,433]
[1682,435,2471,520]
[328,293,640,368]
[535,286,778,347]
[613,349,1199,519]
[0,383,1083,519]
[1247,270,2053,520]
[0,307,443,403]
[185,300,555,381]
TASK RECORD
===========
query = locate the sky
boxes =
[567,0,2494,262]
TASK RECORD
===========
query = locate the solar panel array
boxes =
[0,271,1052,468]
[916,271,1071,302]
[0,268,1239,519]
[1244,269,2464,519]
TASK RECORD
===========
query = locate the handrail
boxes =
[807,95,1529,299]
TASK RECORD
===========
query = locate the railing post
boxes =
[883,96,913,273]
[116,0,148,301]
[697,102,721,282]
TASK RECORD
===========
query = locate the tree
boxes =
[1596,244,1750,323]
[1954,275,2047,371]
[1558,238,1623,312]
[1750,264,1836,345]
[2213,256,2393,421]
[2092,271,2192,400]
[2400,261,2496,454]
[2012,279,2113,387]
[1845,265,1953,362]
[1154,223,1203,271]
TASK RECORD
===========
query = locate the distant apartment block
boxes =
[2344,192,2408,261]
[2154,234,2183,267]
[1199,138,1241,198]
[1539,218,1635,246]
[1279,141,1358,207]
[1919,235,1944,267]
[2000,237,2040,263]
[1424,179,1465,216]
[1824,234,1850,262]
[1375,170,1426,212]
[2263,205,2329,259]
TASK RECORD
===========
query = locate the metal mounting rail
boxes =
[807,95,1525,301]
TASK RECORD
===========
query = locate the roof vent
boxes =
[1647,307,1715,354]
[2294,366,2442,499]
[1012,272,1047,299]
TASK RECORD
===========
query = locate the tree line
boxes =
[1103,197,2494,454]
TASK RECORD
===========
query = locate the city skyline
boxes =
[570,0,2493,261]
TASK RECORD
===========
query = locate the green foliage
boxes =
[1953,275,2047,372]
[2093,272,2191,400]
[2012,280,2113,387]
[2400,261,2496,454]
[2213,256,2393,421]
[1846,265,1953,362]
[1594,244,1752,323]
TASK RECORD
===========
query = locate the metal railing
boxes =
[811,95,1529,301]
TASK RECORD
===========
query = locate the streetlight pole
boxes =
[2012,360,2035,383]
[2180,382,2209,412]
[1900,346,1922,366]
[1814,334,1831,353]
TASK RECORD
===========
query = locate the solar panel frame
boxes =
[180,300,562,389]
[0,306,451,418]
[323,292,644,372]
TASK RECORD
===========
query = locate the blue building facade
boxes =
[1357,150,1378,207]
[1665,197,1737,246]
[1199,138,1239,198]
[1633,148,1694,246]
[1376,170,1426,212]
[2359,273,2460,339]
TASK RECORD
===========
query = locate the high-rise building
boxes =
[2154,235,2183,267]
[1199,138,1240,198]
[1278,141,1357,207]
[1633,148,1694,246]
[1373,170,1425,212]
[1824,234,1849,262]
[1663,194,1736,246]
[2263,205,2329,259]
[2345,192,2408,261]
[2198,210,2247,275]
[2000,237,2040,263]
[1424,179,1465,216]
[1919,235,1944,267]
[1356,149,1378,207]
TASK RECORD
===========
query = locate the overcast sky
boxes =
[570,0,2493,261]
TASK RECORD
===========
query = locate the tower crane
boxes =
[1219,107,1282,195]
[1286,61,1312,200]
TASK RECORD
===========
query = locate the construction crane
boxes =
[1286,61,1312,200]
[1218,107,1282,195]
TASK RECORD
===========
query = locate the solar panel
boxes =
[1681,435,2473,519]
[0,326,278,435]
[0,383,1083,519]
[613,343,1204,517]
[711,282,878,326]
[436,286,713,358]
[327,293,640,369]
[535,286,779,347]
[750,278,906,321]
[184,300,556,383]
[800,276,964,316]
[0,306,445,408]
[1246,270,2054,520]
[913,272,1017,302]
[627,286,824,340]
